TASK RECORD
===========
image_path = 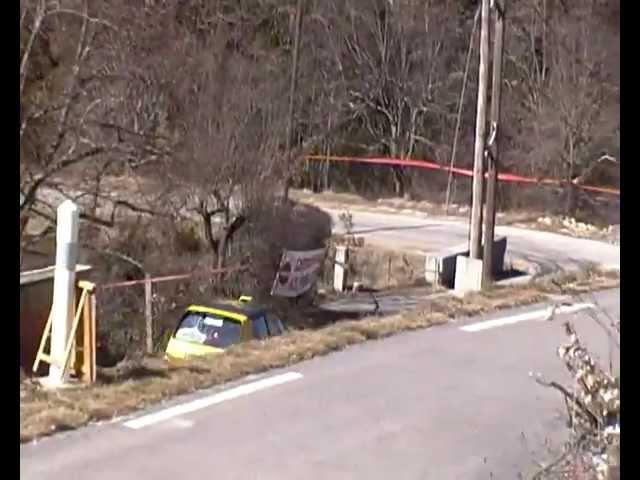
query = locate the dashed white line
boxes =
[460,303,595,333]
[123,371,304,430]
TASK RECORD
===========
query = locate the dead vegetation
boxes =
[90,200,332,363]
[537,268,620,296]
[20,268,619,444]
[531,299,620,479]
[20,312,445,443]
[20,0,620,260]
[514,217,620,244]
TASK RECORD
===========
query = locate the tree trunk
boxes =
[392,167,405,198]
[200,210,220,268]
[389,141,406,198]
[216,215,247,271]
[565,137,576,216]
[217,233,228,270]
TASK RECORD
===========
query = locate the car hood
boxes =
[165,337,225,362]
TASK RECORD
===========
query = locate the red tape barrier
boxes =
[304,155,620,196]
[98,265,249,290]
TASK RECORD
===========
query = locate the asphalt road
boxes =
[21,288,619,480]
[329,209,620,275]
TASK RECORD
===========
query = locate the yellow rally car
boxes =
[165,296,285,362]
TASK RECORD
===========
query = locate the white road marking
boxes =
[164,418,194,429]
[123,371,303,430]
[460,303,595,333]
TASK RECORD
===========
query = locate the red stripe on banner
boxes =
[304,155,620,196]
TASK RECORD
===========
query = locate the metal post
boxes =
[482,1,506,287]
[469,0,491,259]
[145,274,153,355]
[48,200,79,385]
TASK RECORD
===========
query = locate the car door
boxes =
[265,313,284,336]
[251,315,269,340]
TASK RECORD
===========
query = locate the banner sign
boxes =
[271,248,325,297]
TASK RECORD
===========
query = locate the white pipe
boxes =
[48,200,79,385]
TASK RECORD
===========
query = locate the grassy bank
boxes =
[20,268,619,443]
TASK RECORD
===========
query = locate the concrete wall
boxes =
[20,265,92,376]
[425,236,507,289]
[323,244,425,290]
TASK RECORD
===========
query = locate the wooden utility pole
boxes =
[482,0,506,286]
[283,0,305,202]
[469,0,491,259]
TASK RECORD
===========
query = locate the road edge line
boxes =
[122,371,304,430]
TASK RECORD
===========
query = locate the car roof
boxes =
[186,301,266,322]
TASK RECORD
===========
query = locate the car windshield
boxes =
[174,312,242,349]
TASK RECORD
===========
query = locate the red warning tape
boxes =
[304,155,620,196]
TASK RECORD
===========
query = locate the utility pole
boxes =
[469,0,491,259]
[482,0,506,286]
[283,0,304,202]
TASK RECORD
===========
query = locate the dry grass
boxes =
[20,269,619,444]
[536,267,620,295]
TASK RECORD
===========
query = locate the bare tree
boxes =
[310,0,464,198]
[20,0,173,251]
[503,0,618,214]
[160,3,287,269]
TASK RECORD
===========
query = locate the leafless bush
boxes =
[338,210,354,236]
[90,201,332,362]
[293,0,619,214]
[20,1,177,253]
[299,0,473,198]
[503,0,619,216]
[531,300,620,479]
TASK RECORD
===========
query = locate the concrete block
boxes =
[491,236,507,276]
[454,256,483,293]
[424,243,469,289]
[425,236,507,288]
[334,246,348,292]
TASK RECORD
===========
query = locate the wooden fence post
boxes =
[145,274,153,355]
[82,288,96,383]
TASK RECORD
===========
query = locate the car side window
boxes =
[251,315,269,340]
[266,313,284,336]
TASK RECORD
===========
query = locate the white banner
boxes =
[271,248,325,297]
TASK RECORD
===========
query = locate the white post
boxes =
[48,200,79,385]
[334,245,348,293]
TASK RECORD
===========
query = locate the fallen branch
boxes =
[531,373,599,428]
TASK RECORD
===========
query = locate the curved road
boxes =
[21,289,620,479]
[329,209,620,275]
[21,201,620,478]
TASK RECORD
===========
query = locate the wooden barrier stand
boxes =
[32,264,247,383]
[33,280,97,384]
